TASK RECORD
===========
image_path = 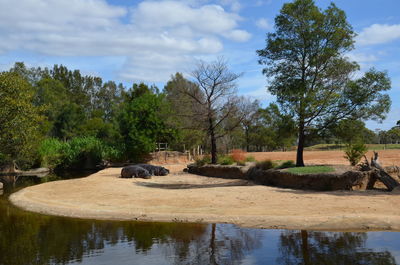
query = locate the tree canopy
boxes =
[0,72,44,166]
[257,0,391,166]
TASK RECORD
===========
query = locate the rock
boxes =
[121,166,151,179]
[248,168,372,191]
[187,164,374,191]
[187,164,247,179]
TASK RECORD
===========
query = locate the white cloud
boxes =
[223,30,251,42]
[255,18,272,30]
[0,0,250,82]
[357,24,400,45]
[346,52,378,63]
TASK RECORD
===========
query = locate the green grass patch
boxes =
[286,165,335,175]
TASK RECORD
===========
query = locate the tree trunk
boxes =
[208,114,218,164]
[301,230,311,265]
[209,223,217,265]
[245,128,250,152]
[296,122,305,167]
[210,133,217,164]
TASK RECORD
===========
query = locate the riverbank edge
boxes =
[9,187,400,232]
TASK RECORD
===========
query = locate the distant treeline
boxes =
[0,62,399,170]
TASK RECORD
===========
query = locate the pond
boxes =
[1,173,400,265]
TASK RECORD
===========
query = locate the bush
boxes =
[230,149,246,163]
[218,155,235,165]
[195,155,211,166]
[38,138,66,169]
[344,142,368,166]
[256,159,276,170]
[276,160,296,169]
[245,156,256,162]
[38,137,120,169]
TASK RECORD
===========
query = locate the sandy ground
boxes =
[10,162,400,231]
[249,149,400,167]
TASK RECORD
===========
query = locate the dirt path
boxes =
[10,165,400,231]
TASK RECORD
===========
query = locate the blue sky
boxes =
[0,0,399,130]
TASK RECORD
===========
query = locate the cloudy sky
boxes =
[0,0,399,130]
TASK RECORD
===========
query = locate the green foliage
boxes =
[286,166,335,175]
[117,84,178,161]
[38,138,65,168]
[276,160,296,169]
[333,119,377,144]
[0,72,45,165]
[217,155,235,165]
[256,160,276,170]
[344,142,368,166]
[38,137,120,169]
[194,155,211,166]
[245,156,256,162]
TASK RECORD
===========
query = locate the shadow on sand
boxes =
[135,180,254,189]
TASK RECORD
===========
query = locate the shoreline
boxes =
[9,166,400,231]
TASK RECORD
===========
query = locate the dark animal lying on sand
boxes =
[120,165,151,179]
[136,164,170,176]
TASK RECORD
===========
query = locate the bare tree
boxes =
[184,57,243,164]
[239,98,261,152]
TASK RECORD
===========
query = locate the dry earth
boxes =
[249,149,400,167]
[10,158,400,231]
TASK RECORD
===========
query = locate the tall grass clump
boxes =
[38,138,66,169]
[256,159,276,170]
[38,137,120,170]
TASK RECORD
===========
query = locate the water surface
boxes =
[1,173,399,265]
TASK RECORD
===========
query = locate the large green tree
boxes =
[0,72,44,166]
[257,0,391,166]
[116,83,177,161]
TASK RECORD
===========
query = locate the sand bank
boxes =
[10,166,400,231]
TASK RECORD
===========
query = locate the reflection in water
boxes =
[278,230,396,265]
[0,175,399,265]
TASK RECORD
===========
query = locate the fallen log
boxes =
[364,152,400,191]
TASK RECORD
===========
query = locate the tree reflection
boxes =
[0,196,263,265]
[165,223,264,265]
[278,230,396,265]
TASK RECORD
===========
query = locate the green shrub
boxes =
[276,160,296,169]
[38,138,66,169]
[38,137,120,169]
[218,155,235,165]
[195,155,211,166]
[245,156,256,162]
[344,142,367,166]
[256,159,276,170]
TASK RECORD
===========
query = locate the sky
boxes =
[0,0,399,130]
